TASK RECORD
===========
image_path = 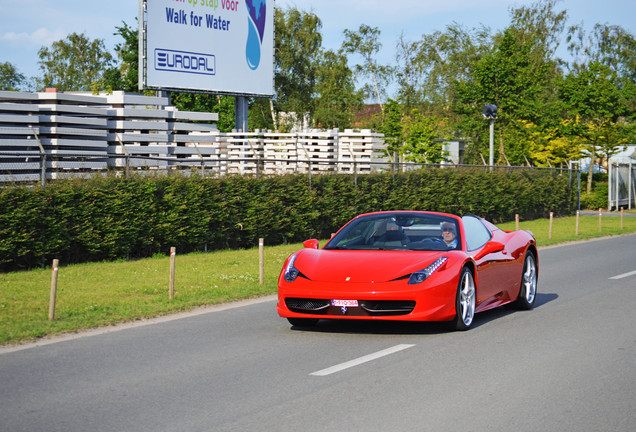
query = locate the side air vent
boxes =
[360,300,416,316]
[285,298,330,314]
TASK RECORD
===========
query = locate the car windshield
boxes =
[324,213,461,251]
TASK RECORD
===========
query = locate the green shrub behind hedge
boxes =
[0,169,576,271]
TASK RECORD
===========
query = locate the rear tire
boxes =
[287,317,319,327]
[515,251,537,310]
[453,267,476,331]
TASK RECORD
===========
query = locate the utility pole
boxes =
[482,104,498,168]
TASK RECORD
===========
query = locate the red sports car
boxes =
[277,211,538,330]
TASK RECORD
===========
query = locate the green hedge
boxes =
[0,169,576,271]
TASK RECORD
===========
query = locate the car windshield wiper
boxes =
[324,246,349,250]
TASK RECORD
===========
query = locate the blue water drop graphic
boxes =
[246,18,261,70]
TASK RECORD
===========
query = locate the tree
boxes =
[558,62,629,192]
[521,119,584,166]
[312,49,363,129]
[393,33,424,110]
[508,0,567,63]
[400,110,447,163]
[38,32,114,91]
[412,22,492,112]
[342,24,392,112]
[108,21,139,92]
[0,62,26,91]
[567,23,636,122]
[274,7,322,121]
[378,99,403,162]
[454,28,545,164]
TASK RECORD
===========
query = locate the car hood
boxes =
[294,249,447,283]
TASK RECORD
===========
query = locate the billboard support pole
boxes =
[235,96,249,132]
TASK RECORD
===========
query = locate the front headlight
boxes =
[284,254,300,282]
[408,257,448,285]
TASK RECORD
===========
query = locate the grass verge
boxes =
[2,211,636,345]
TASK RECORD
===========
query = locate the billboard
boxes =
[140,0,273,96]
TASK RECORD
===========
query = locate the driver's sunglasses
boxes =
[442,227,454,232]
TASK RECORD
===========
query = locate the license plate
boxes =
[332,299,358,307]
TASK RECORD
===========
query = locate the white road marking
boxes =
[609,270,636,280]
[310,344,415,376]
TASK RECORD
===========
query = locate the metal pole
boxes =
[629,161,633,210]
[235,96,248,132]
[489,119,494,169]
[608,162,613,211]
[615,162,619,212]
[31,126,46,187]
[353,161,358,186]
[308,161,312,190]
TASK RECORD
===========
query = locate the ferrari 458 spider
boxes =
[277,211,538,331]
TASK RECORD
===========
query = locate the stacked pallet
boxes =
[296,129,338,172]
[224,131,264,174]
[1,90,390,183]
[104,92,220,171]
[337,129,387,174]
[263,132,297,175]
[0,90,110,182]
[0,90,221,181]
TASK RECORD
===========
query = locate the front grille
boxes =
[360,300,416,315]
[285,298,415,317]
[285,298,330,314]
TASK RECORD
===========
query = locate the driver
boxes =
[441,222,457,249]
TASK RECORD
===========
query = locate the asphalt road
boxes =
[1,234,635,432]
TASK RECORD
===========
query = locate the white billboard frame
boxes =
[138,0,274,97]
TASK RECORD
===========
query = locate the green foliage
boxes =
[37,32,114,91]
[378,99,403,159]
[400,110,446,163]
[0,170,576,272]
[0,62,26,91]
[109,20,139,93]
[342,24,393,109]
[274,7,322,116]
[312,49,364,129]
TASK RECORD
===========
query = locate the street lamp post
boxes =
[482,104,497,168]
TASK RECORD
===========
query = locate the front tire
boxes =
[453,267,476,331]
[515,251,537,310]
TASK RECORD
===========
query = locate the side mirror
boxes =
[303,239,320,249]
[474,241,504,260]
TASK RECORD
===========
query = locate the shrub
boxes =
[0,169,576,271]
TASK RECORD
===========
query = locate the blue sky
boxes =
[1,0,634,88]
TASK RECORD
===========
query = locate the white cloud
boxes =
[2,27,65,46]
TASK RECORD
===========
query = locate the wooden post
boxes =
[259,238,264,285]
[599,208,602,233]
[515,214,519,231]
[621,207,624,229]
[169,247,176,300]
[49,259,59,321]
[575,210,580,236]
[549,212,554,239]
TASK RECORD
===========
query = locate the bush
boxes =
[580,182,608,210]
[0,169,576,271]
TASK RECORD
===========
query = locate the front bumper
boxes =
[277,274,459,322]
